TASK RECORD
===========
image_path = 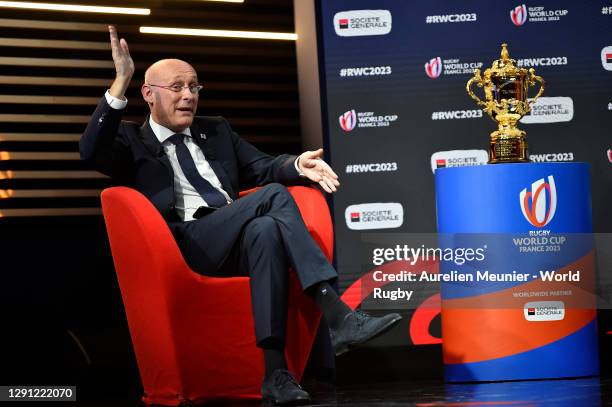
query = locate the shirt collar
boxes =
[149,116,192,144]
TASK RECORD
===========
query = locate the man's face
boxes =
[142,61,199,133]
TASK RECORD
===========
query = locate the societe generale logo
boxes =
[520,96,574,124]
[333,10,392,37]
[510,4,528,26]
[524,301,565,321]
[601,46,612,71]
[425,57,443,79]
[607,148,612,163]
[519,175,557,228]
[345,203,403,230]
[339,110,357,132]
[430,150,488,173]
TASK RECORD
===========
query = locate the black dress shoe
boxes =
[261,369,312,405]
[330,310,402,356]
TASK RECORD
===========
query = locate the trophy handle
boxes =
[528,68,545,106]
[466,69,487,107]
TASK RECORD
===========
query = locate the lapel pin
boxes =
[200,133,207,140]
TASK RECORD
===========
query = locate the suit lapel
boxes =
[140,117,173,173]
[139,115,161,154]
[189,121,236,199]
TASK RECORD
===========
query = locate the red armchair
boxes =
[100,186,334,406]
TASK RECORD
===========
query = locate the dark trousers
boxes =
[170,183,337,346]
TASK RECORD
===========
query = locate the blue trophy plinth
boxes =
[435,163,599,382]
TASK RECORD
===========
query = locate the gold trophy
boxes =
[466,44,545,163]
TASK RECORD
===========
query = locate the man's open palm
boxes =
[109,25,134,79]
[298,149,340,193]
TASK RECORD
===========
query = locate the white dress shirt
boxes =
[103,90,303,222]
[149,117,233,221]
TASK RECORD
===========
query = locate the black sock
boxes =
[309,281,352,331]
[262,340,288,378]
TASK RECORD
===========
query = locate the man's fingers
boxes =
[120,38,130,56]
[321,164,339,179]
[319,179,332,193]
[325,174,338,191]
[322,176,337,193]
[322,175,337,192]
[310,172,322,183]
[306,168,337,192]
[109,26,119,49]
[316,161,339,180]
[328,175,340,186]
[305,157,336,175]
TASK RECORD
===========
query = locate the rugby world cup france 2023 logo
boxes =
[339,109,357,132]
[510,4,527,26]
[424,57,442,79]
[520,175,557,228]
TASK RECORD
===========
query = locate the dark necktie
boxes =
[167,133,228,208]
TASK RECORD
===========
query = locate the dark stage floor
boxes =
[74,375,611,406]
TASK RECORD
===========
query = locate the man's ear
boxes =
[141,84,153,104]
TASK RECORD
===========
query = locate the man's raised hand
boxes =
[108,25,134,99]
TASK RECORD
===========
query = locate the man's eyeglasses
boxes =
[146,83,203,94]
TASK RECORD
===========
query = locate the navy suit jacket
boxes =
[80,97,306,222]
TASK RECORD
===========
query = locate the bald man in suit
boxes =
[80,26,401,405]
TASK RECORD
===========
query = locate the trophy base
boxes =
[489,131,530,164]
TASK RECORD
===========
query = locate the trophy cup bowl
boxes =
[466,44,545,164]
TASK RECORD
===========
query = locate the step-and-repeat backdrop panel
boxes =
[316,0,612,347]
